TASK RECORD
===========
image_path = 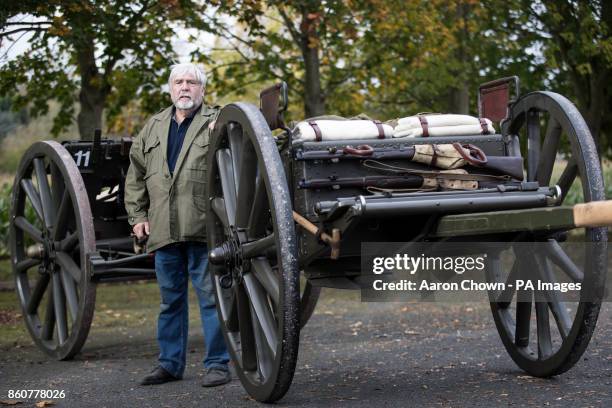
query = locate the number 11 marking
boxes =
[74,150,91,167]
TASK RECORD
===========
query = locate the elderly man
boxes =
[124,63,230,387]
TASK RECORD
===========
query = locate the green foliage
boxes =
[0,182,38,260]
[0,1,212,139]
[513,0,612,155]
[200,0,549,121]
[0,183,12,259]
[0,97,29,139]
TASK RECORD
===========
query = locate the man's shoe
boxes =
[202,367,231,387]
[140,366,180,385]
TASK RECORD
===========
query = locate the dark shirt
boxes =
[167,107,199,174]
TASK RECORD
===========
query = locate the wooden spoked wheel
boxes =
[488,91,607,376]
[10,141,96,360]
[206,103,300,402]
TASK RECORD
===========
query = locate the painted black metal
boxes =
[291,135,508,220]
[326,188,554,217]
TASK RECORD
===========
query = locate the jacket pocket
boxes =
[193,133,209,148]
[144,135,162,173]
[187,133,209,171]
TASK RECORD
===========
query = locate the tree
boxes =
[201,0,544,122]
[0,1,210,139]
[517,0,612,155]
[201,0,388,118]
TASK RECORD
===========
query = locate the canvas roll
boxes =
[294,120,394,141]
[393,114,495,138]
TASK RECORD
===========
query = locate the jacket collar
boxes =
[151,104,216,178]
[152,104,216,122]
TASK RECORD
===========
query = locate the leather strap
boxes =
[343,144,374,156]
[308,121,323,141]
[373,120,385,138]
[418,115,429,137]
[479,118,488,134]
[452,143,488,166]
[430,145,439,167]
[362,159,509,181]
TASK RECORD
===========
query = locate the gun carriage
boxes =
[9,77,610,402]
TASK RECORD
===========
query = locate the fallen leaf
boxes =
[0,401,23,406]
[35,401,55,408]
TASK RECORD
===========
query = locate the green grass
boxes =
[0,280,207,348]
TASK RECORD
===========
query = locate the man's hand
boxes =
[133,221,150,240]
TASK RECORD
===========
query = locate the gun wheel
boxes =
[10,141,96,360]
[207,103,300,402]
[488,91,606,377]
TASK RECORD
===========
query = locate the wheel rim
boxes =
[489,91,607,376]
[10,141,96,360]
[206,103,300,402]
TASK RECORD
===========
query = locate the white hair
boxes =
[168,63,207,89]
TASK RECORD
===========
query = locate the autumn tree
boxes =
[201,0,384,118]
[201,0,545,122]
[515,0,612,154]
[0,1,210,139]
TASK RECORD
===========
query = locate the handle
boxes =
[452,143,488,166]
[573,201,612,227]
[343,144,374,156]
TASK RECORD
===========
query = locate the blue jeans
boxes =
[154,241,229,378]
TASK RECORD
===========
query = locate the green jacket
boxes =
[124,104,219,252]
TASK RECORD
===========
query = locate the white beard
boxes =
[175,98,195,110]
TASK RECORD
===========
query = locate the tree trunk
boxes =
[77,90,105,141]
[75,38,109,140]
[448,1,470,114]
[449,86,470,114]
[300,3,325,118]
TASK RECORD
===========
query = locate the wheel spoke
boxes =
[60,268,79,321]
[52,272,68,344]
[50,162,65,211]
[536,117,561,186]
[53,190,70,241]
[16,258,41,273]
[535,299,553,359]
[60,232,79,253]
[211,197,230,230]
[251,258,280,306]
[236,283,258,371]
[526,110,541,182]
[226,289,239,332]
[534,254,572,339]
[235,139,258,228]
[20,179,44,222]
[243,273,278,352]
[34,157,55,229]
[41,287,55,341]
[14,216,43,243]
[228,122,243,189]
[497,259,519,308]
[515,286,532,348]
[26,274,50,314]
[247,175,269,239]
[543,239,583,283]
[242,233,275,259]
[216,149,237,226]
[556,159,577,204]
[55,252,82,284]
[250,305,274,381]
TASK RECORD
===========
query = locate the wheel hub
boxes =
[209,227,246,270]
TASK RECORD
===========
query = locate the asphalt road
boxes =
[1,289,611,408]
